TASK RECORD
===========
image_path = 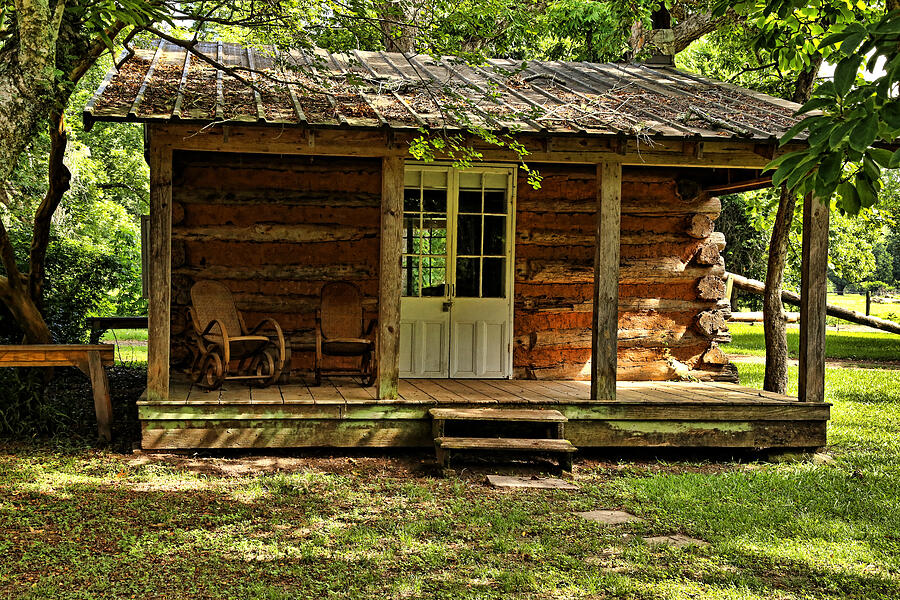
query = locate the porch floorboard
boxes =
[156,377,801,406]
[138,377,829,451]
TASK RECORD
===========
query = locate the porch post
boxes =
[591,161,621,400]
[377,156,405,399]
[147,131,172,402]
[799,193,829,402]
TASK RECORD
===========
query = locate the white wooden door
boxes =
[448,170,514,378]
[399,168,451,377]
[399,166,515,379]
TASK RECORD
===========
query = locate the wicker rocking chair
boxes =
[188,280,286,390]
[315,282,377,386]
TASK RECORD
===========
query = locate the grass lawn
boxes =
[826,293,900,321]
[727,322,900,362]
[2,368,900,597]
[98,328,148,365]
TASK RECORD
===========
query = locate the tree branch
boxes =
[28,110,70,306]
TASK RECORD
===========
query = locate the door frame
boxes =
[400,161,518,378]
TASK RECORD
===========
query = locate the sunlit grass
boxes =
[726,322,900,362]
[3,359,900,597]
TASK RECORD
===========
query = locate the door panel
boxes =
[400,166,514,379]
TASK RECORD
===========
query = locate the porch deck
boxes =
[138,378,829,451]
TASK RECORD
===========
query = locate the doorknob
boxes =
[442,301,453,312]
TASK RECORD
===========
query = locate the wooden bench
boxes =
[0,345,115,440]
[86,316,148,344]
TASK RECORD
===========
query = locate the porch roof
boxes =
[84,39,804,143]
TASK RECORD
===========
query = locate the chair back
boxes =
[190,280,243,338]
[320,282,363,339]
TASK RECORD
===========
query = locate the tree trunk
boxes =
[762,57,822,393]
[763,186,796,394]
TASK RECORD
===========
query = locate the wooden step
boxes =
[435,437,576,452]
[429,408,567,423]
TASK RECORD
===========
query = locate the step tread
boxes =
[435,436,576,452]
[429,408,567,422]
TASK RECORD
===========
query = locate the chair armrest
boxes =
[200,319,231,365]
[248,317,286,369]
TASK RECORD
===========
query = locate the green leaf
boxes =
[765,150,806,172]
[868,148,894,168]
[817,152,842,183]
[856,174,877,209]
[779,115,819,145]
[863,155,880,181]
[769,152,807,181]
[883,102,900,129]
[873,14,900,35]
[828,121,855,147]
[784,156,819,191]
[838,181,861,215]
[849,113,878,153]
[834,55,863,97]
[796,97,834,115]
[889,147,900,168]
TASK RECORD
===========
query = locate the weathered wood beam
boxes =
[799,194,829,404]
[591,161,622,400]
[151,124,803,168]
[148,130,173,402]
[377,156,404,399]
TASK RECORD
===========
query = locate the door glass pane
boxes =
[483,216,506,255]
[423,189,446,213]
[456,215,481,256]
[404,189,420,212]
[422,257,446,296]
[483,191,505,214]
[420,215,447,255]
[482,258,505,298]
[402,256,420,296]
[403,169,448,298]
[458,190,482,213]
[456,257,479,297]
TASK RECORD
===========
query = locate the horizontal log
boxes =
[174,264,376,280]
[517,258,724,284]
[694,309,730,338]
[182,239,379,267]
[176,190,381,208]
[697,274,726,301]
[173,224,378,243]
[514,328,712,350]
[693,241,722,266]
[516,297,727,314]
[687,214,715,238]
[730,311,800,323]
[728,272,900,334]
[517,195,721,216]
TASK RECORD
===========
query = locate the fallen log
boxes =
[730,311,800,323]
[727,272,900,335]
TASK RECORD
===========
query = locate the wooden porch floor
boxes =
[138,377,829,451]
[161,377,801,406]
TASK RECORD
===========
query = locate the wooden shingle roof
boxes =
[85,40,804,142]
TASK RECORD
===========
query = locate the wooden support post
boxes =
[799,194,829,403]
[377,156,405,399]
[87,351,113,441]
[591,161,622,400]
[147,131,172,402]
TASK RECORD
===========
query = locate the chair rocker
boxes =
[188,280,286,390]
[315,281,377,386]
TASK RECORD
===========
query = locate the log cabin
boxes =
[84,40,830,451]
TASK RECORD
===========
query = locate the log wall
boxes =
[168,154,732,382]
[514,164,735,381]
[170,151,381,373]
